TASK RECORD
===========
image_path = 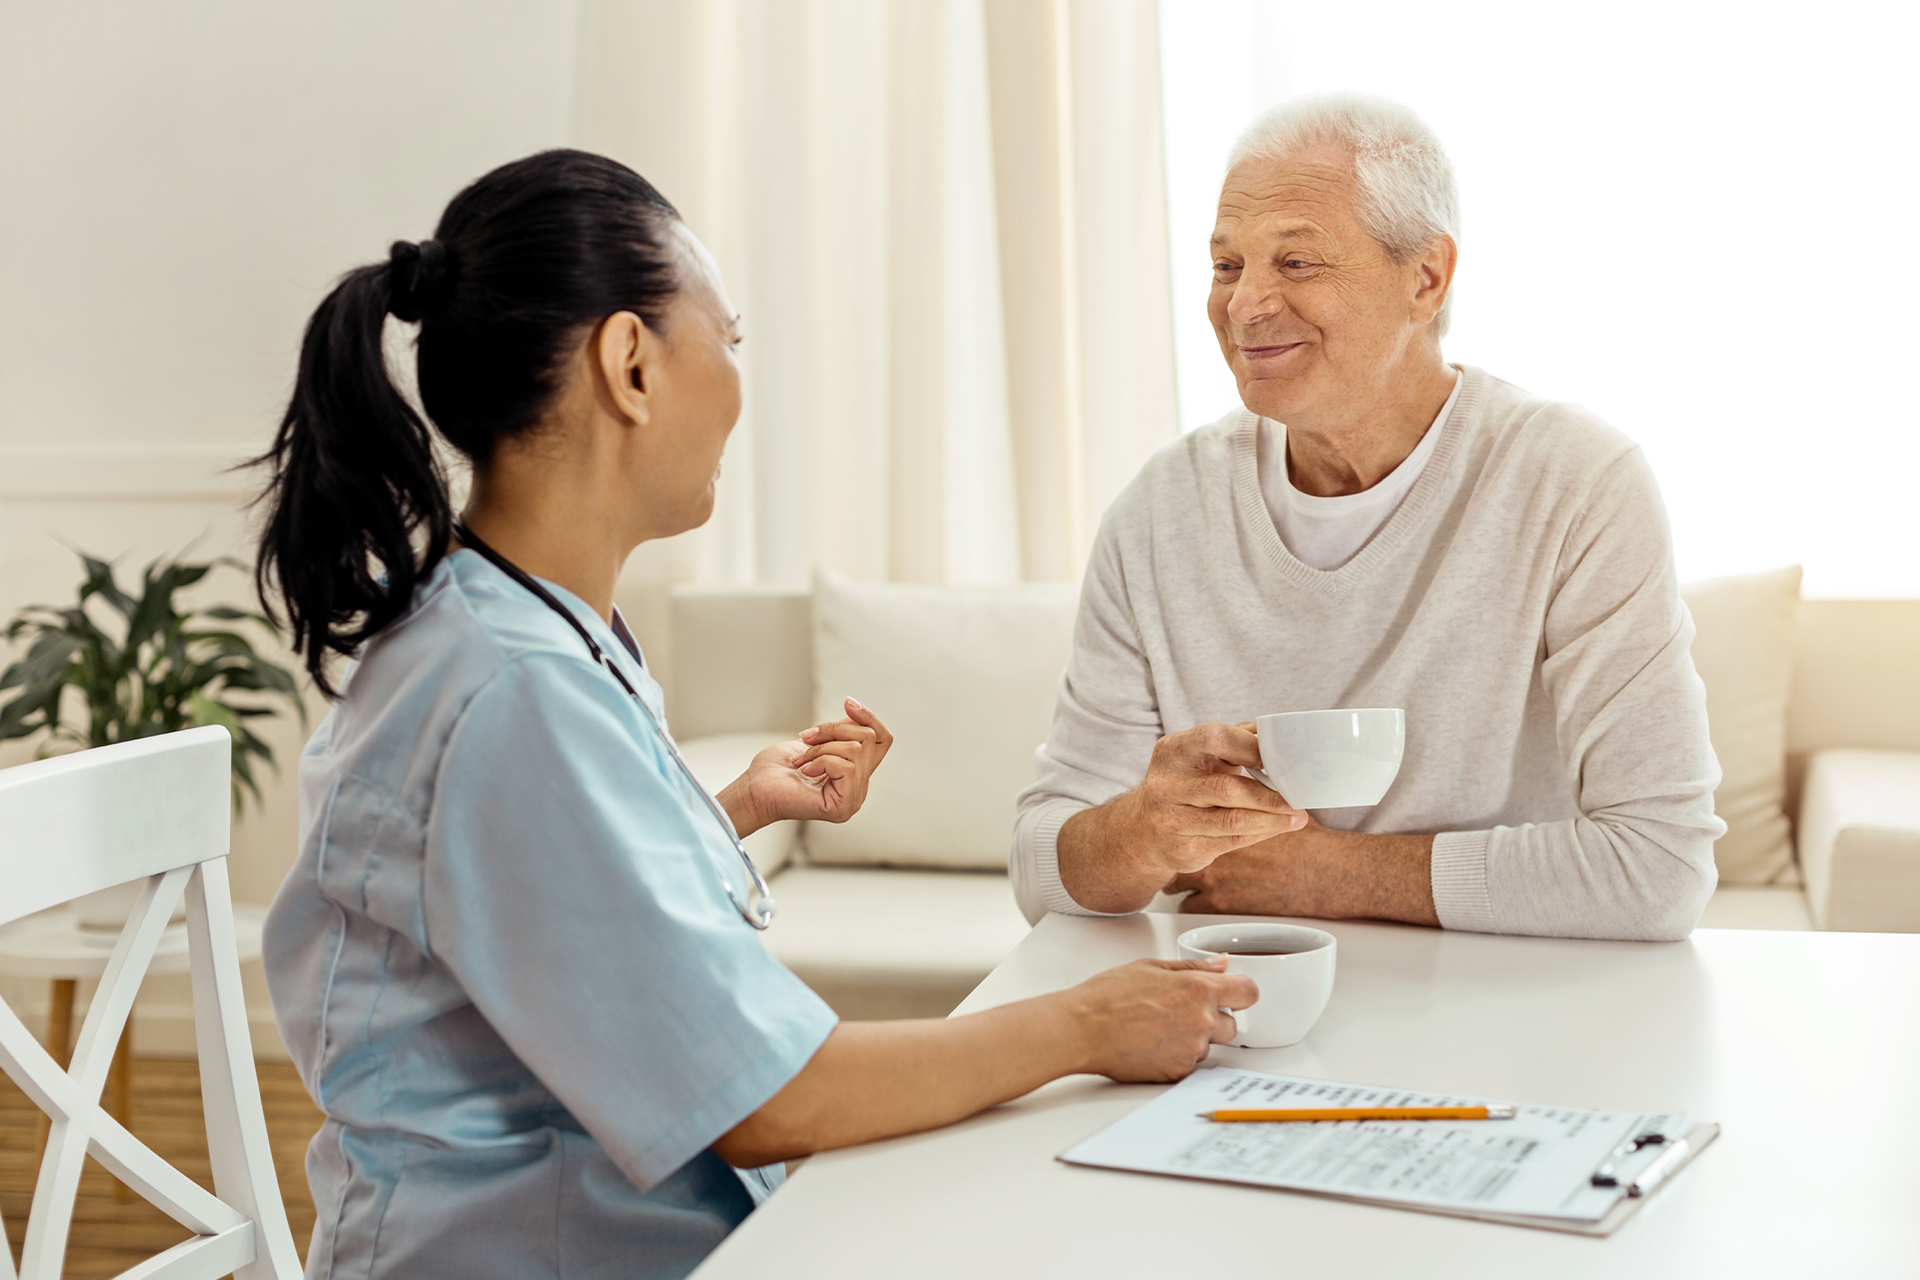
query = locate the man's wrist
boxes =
[1059,791,1174,914]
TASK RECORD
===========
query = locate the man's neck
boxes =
[1285,356,1457,498]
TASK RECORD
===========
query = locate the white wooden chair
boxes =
[0,726,300,1280]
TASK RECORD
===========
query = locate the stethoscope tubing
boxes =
[450,525,778,930]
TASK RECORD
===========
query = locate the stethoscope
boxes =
[453,524,778,930]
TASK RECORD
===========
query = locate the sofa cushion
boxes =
[1797,749,1920,932]
[674,732,800,877]
[1696,886,1813,930]
[759,866,1033,1018]
[1681,566,1801,884]
[805,570,1079,869]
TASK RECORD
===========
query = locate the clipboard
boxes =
[1280,1122,1721,1236]
[1057,1069,1719,1236]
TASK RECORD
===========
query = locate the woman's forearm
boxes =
[715,773,764,838]
[712,992,1088,1167]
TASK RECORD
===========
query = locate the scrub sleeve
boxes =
[423,651,837,1192]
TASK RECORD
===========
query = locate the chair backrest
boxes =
[0,727,300,1280]
[2,727,233,927]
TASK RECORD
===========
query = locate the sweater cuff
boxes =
[1028,800,1139,919]
[1430,830,1497,933]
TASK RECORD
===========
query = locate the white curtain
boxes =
[572,0,1177,589]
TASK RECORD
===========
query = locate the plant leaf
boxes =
[4,544,308,806]
[189,691,240,736]
[79,555,138,620]
[0,631,79,691]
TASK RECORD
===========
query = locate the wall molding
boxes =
[0,446,257,500]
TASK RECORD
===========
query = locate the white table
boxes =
[696,913,1920,1278]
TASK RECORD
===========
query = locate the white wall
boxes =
[0,0,583,1053]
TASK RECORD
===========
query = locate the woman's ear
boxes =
[594,311,658,427]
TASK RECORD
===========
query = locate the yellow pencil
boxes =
[1198,1105,1517,1122]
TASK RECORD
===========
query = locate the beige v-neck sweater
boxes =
[1011,365,1724,941]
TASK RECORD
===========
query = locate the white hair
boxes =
[1228,92,1460,335]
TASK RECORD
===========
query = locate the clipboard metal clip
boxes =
[1589,1129,1670,1189]
[1622,1134,1693,1198]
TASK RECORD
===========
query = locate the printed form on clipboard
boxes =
[1059,1069,1719,1236]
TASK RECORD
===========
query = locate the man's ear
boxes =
[594,311,658,426]
[1410,234,1457,326]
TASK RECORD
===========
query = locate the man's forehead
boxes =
[1211,150,1357,244]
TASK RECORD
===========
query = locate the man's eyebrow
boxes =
[1210,221,1327,250]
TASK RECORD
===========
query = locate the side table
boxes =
[0,902,269,1189]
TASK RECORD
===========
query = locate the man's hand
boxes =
[1057,722,1307,914]
[1166,820,1441,926]
[720,698,893,835]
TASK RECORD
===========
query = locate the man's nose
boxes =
[1226,265,1285,328]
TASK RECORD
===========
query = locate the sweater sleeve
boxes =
[1011,519,1166,925]
[1430,446,1725,941]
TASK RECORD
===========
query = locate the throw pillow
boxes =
[805,570,1079,869]
[1681,565,1802,884]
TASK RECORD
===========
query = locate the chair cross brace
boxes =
[0,861,295,1279]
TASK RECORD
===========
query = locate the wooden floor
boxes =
[1,1058,322,1278]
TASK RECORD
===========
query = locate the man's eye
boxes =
[1213,261,1240,274]
[1283,259,1314,270]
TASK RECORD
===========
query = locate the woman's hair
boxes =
[253,149,682,695]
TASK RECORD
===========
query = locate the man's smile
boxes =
[1237,340,1310,363]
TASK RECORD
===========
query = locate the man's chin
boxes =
[1236,372,1318,423]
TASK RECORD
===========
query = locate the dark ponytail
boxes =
[253,150,682,695]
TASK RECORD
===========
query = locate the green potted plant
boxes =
[0,548,305,926]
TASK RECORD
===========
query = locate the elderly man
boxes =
[1011,93,1723,941]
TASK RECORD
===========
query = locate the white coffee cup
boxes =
[1247,707,1405,809]
[1177,923,1336,1048]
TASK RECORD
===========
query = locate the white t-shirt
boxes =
[1258,371,1464,571]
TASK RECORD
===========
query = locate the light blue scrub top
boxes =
[263,551,837,1280]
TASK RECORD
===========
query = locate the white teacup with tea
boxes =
[1177,923,1337,1048]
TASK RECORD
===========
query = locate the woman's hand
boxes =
[714,953,1254,1168]
[1065,957,1256,1081]
[720,698,893,834]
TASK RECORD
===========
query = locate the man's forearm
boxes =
[1167,825,1440,926]
[1297,829,1438,925]
[1057,796,1173,915]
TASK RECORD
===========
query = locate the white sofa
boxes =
[630,573,1920,1019]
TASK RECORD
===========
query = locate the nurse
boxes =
[254,149,1254,1280]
